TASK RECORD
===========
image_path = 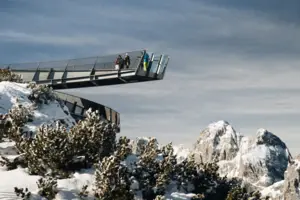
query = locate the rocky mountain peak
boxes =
[192,121,292,190]
[256,128,288,149]
[193,120,241,163]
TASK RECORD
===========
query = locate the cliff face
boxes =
[192,120,293,196]
[193,121,241,164]
[282,156,300,200]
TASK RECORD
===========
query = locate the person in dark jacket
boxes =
[124,53,131,69]
[115,55,124,70]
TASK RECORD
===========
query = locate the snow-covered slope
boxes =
[0,81,75,133]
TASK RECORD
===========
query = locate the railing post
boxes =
[32,62,40,82]
[135,50,145,74]
[90,56,98,80]
[161,56,170,79]
[61,60,70,87]
[47,68,54,84]
[154,55,163,79]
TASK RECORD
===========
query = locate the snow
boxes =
[200,120,240,153]
[173,145,190,162]
[260,180,284,199]
[166,192,196,200]
[0,81,75,133]
[0,82,31,113]
[0,142,194,200]
[0,163,95,200]
[0,141,15,149]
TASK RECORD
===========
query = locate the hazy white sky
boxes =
[1,0,300,155]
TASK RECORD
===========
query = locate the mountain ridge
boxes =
[192,120,299,199]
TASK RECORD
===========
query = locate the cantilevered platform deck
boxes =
[3,50,169,89]
[1,50,170,133]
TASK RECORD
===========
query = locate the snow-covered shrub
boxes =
[23,124,74,177]
[0,114,11,141]
[92,138,241,199]
[93,156,134,200]
[174,155,235,200]
[191,194,205,200]
[130,141,259,200]
[115,136,132,160]
[0,104,34,170]
[134,138,160,197]
[154,195,166,200]
[174,154,199,193]
[69,109,117,166]
[8,103,33,128]
[173,155,260,200]
[156,143,178,189]
[37,177,58,200]
[27,83,56,106]
[14,187,31,200]
[5,103,34,153]
[93,136,134,200]
[20,109,117,178]
[0,69,23,82]
[132,137,158,155]
[78,185,89,199]
[0,155,26,170]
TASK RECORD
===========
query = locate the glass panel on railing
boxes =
[94,61,114,70]
[10,62,39,70]
[65,102,73,112]
[74,106,83,115]
[150,54,161,73]
[158,55,168,74]
[3,50,146,71]
[39,60,69,69]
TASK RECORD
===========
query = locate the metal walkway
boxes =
[4,50,169,89]
[1,50,170,132]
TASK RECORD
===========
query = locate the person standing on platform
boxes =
[143,50,149,71]
[115,55,123,70]
[114,55,120,70]
[124,53,131,69]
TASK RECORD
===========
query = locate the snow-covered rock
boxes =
[192,120,292,189]
[193,120,241,164]
[281,155,300,200]
[261,155,300,200]
[261,180,284,199]
[173,144,190,163]
[0,81,75,133]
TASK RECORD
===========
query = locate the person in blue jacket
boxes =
[143,50,149,71]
